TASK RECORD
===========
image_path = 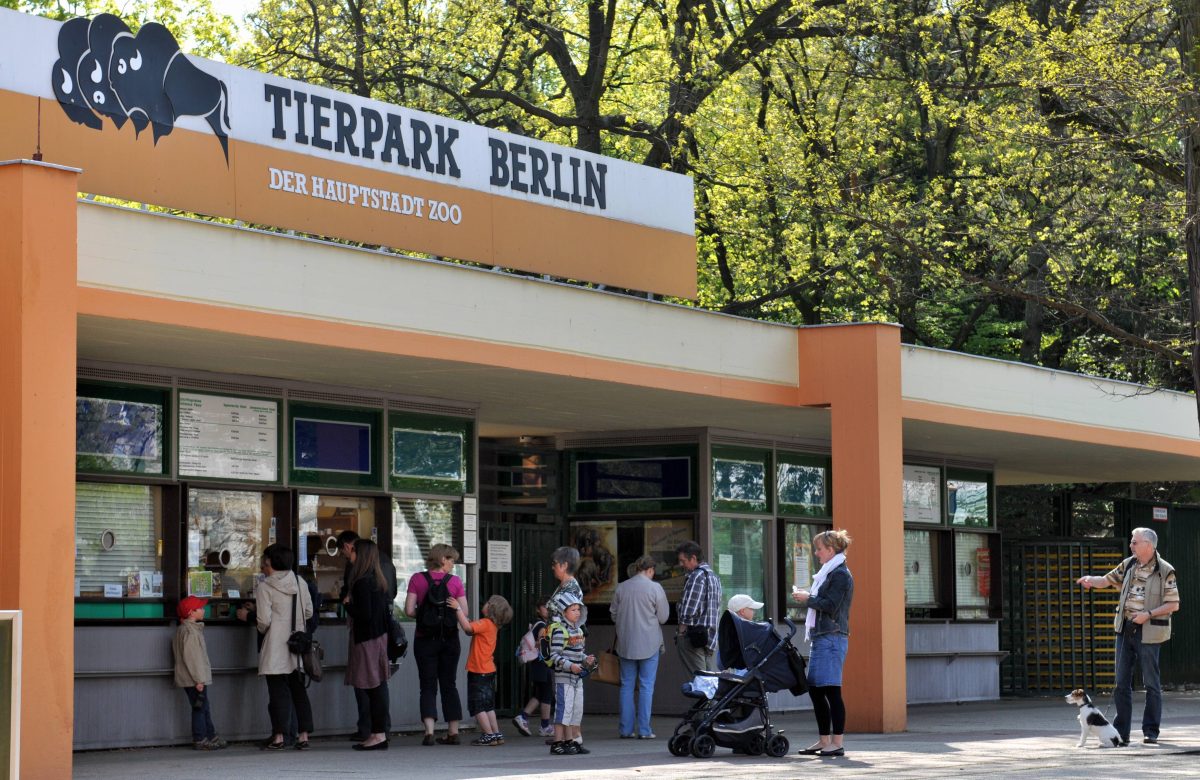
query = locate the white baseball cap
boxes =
[728,594,764,613]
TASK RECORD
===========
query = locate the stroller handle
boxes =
[781,617,798,640]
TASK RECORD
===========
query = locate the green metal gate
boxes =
[478,440,564,715]
[1001,540,1123,694]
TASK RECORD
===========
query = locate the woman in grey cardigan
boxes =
[609,555,669,739]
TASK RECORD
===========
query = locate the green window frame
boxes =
[711,515,769,611]
[947,468,993,528]
[288,402,382,489]
[568,444,699,514]
[388,411,474,496]
[777,451,831,518]
[711,445,771,515]
[76,382,170,476]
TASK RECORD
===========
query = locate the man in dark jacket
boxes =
[338,531,398,739]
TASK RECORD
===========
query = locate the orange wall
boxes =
[0,160,79,778]
[798,324,907,732]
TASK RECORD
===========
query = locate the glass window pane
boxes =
[777,461,827,517]
[782,522,825,622]
[186,489,271,599]
[903,465,942,524]
[948,479,989,527]
[711,516,767,608]
[391,498,463,619]
[298,495,377,608]
[75,483,163,597]
[955,533,993,618]
[903,529,942,608]
[76,397,164,474]
[712,459,766,506]
[565,518,695,605]
[391,429,464,481]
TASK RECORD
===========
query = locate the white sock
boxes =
[573,735,583,744]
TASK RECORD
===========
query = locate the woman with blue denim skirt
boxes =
[790,529,854,758]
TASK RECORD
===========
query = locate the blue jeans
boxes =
[618,653,659,737]
[183,687,216,743]
[1113,620,1162,741]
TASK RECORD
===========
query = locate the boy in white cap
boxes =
[728,594,764,621]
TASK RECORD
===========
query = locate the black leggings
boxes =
[809,685,845,736]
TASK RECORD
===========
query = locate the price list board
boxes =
[178,392,279,481]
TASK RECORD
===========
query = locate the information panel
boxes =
[178,392,278,481]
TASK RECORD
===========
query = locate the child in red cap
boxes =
[173,596,227,750]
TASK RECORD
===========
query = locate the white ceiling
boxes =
[79,315,1200,485]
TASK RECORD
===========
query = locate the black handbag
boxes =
[387,610,408,661]
[686,624,709,649]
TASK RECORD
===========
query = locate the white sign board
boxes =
[487,541,512,573]
[178,392,278,481]
[903,465,942,524]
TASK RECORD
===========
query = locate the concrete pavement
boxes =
[73,692,1200,779]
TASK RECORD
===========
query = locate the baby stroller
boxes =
[668,611,807,759]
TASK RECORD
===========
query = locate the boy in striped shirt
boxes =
[547,593,595,755]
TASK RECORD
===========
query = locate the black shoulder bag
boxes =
[287,573,323,683]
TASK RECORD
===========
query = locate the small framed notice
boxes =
[487,541,512,573]
[463,546,478,565]
[103,584,123,599]
[463,513,478,532]
[464,496,478,514]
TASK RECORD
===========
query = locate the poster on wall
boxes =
[76,397,164,473]
[903,465,942,524]
[178,393,278,481]
[572,521,619,603]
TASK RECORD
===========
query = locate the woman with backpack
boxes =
[405,543,468,745]
[344,539,392,751]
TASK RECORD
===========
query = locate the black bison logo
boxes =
[51,14,231,162]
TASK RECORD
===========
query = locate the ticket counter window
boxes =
[75,482,164,598]
[711,516,768,609]
[781,521,829,622]
[186,489,271,605]
[298,494,377,611]
[392,497,461,618]
[904,529,945,616]
[564,518,694,609]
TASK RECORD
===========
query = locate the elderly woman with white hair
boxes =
[1077,527,1180,746]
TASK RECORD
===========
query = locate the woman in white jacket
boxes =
[256,544,315,750]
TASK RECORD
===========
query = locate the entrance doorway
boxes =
[478,439,564,714]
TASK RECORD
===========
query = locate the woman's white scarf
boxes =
[805,552,846,641]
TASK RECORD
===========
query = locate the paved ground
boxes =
[74,692,1200,779]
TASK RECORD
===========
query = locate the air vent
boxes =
[178,377,284,397]
[388,399,476,418]
[710,434,771,448]
[562,433,700,449]
[78,366,173,387]
[287,389,386,407]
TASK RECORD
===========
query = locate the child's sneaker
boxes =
[490,733,505,745]
[550,740,574,755]
[572,741,590,754]
[471,734,495,746]
[512,714,532,737]
[538,724,555,738]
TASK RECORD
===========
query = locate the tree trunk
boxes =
[1179,0,1200,432]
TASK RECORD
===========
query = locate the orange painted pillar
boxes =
[797,323,906,733]
[0,160,79,778]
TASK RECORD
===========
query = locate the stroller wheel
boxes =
[668,734,692,757]
[746,734,766,756]
[690,734,716,759]
[766,734,789,758]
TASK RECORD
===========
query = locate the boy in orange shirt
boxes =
[450,594,514,745]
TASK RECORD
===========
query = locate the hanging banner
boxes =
[0,9,697,298]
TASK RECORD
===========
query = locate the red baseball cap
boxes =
[177,596,209,619]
